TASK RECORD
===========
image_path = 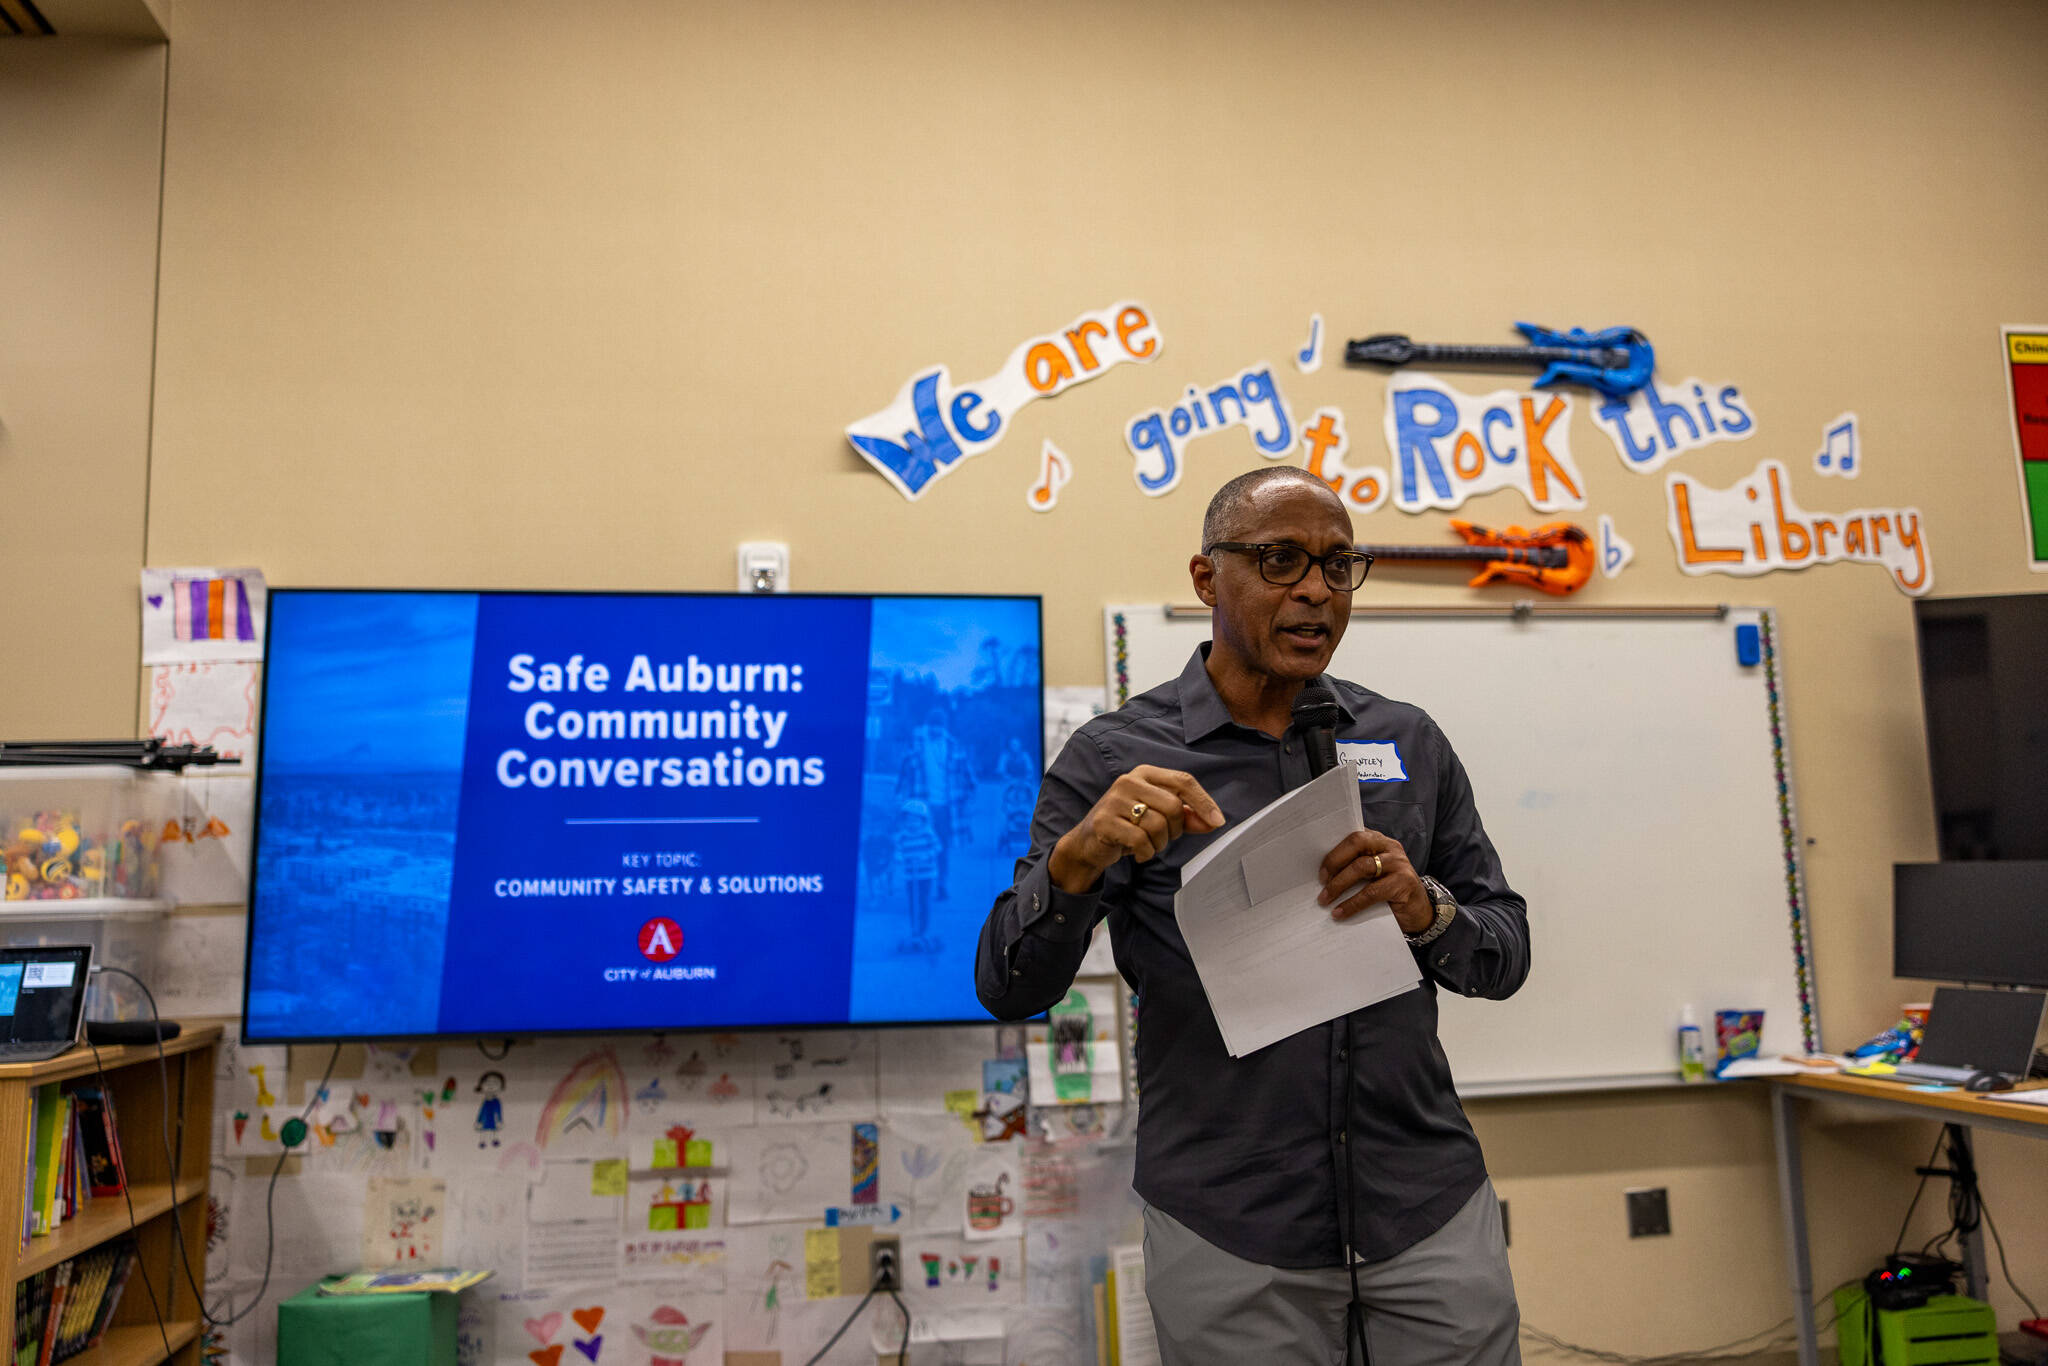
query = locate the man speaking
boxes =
[976,467,1530,1365]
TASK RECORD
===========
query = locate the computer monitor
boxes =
[1893,861,2048,989]
[0,946,92,1046]
[1917,986,2046,1077]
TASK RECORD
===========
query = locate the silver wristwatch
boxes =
[1406,875,1458,947]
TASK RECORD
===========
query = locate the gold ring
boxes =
[1371,853,1383,880]
[1130,801,1149,824]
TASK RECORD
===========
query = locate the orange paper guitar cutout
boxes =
[1357,520,1593,596]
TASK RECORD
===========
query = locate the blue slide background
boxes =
[244,592,1041,1040]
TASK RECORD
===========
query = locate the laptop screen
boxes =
[1918,986,2048,1075]
[0,947,91,1045]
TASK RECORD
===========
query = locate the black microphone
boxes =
[1292,684,1341,779]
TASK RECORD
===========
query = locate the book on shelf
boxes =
[12,1242,136,1366]
[68,1087,125,1199]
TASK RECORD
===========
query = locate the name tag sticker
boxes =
[1336,741,1408,782]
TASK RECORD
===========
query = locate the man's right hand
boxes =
[1048,765,1226,893]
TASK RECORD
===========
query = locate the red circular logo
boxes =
[638,917,683,963]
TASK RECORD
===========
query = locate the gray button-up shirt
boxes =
[976,645,1531,1268]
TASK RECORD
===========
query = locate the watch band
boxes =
[1406,875,1458,947]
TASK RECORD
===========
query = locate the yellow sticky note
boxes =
[804,1227,842,1298]
[944,1089,979,1117]
[590,1158,628,1197]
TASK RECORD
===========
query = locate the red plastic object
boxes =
[2020,1318,2048,1341]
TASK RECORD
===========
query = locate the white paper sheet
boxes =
[725,1122,851,1224]
[1175,764,1419,1057]
[140,566,267,664]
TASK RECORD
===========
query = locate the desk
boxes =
[1770,1072,2048,1366]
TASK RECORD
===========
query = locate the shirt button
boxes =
[1438,955,1451,967]
[1032,895,1041,912]
[1284,743,1293,753]
[1337,1129,1347,1144]
[1054,913,1066,924]
[1337,1047,1348,1061]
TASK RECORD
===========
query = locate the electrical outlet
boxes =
[870,1234,901,1292]
[1626,1186,1670,1237]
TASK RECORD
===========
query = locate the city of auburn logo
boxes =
[638,917,683,963]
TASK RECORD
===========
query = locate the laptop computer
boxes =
[1854,985,2047,1086]
[0,945,93,1064]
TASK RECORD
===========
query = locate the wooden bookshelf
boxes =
[0,1026,219,1366]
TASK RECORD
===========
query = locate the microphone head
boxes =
[1292,684,1341,730]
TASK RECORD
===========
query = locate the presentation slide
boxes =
[245,591,1042,1041]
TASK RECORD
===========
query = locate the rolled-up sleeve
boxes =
[1415,720,1531,1001]
[975,728,1123,1020]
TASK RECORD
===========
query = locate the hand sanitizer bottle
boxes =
[1679,1005,1707,1083]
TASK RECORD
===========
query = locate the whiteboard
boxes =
[1104,605,1816,1095]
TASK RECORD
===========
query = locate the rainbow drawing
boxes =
[536,1049,628,1147]
[172,575,257,643]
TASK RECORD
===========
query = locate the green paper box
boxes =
[278,1279,457,1366]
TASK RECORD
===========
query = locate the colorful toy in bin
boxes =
[2,809,159,901]
[1713,1009,1764,1077]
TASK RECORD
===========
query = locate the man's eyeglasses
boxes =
[1204,542,1375,591]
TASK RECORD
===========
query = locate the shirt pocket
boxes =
[1359,796,1429,874]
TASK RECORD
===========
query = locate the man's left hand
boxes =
[1318,829,1433,934]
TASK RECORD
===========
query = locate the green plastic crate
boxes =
[278,1279,458,1366]
[1833,1288,1997,1366]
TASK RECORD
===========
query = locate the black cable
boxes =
[1891,1130,1945,1255]
[94,964,339,1329]
[1519,1277,1862,1365]
[85,1041,175,1363]
[801,1287,876,1366]
[887,1287,912,1365]
[1981,1197,2043,1320]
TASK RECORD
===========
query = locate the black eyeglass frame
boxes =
[1202,541,1376,591]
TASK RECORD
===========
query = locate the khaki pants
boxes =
[1142,1181,1520,1366]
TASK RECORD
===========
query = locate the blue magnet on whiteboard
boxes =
[1734,623,1761,667]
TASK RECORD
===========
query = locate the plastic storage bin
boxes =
[0,766,175,901]
[0,767,175,1020]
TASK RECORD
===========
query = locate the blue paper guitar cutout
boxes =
[1344,322,1655,400]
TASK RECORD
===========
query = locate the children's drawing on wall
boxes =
[847,300,1160,500]
[669,1033,754,1128]
[960,1144,1023,1242]
[727,1123,850,1224]
[148,659,259,764]
[975,1058,1027,1142]
[1812,412,1859,477]
[881,1113,977,1234]
[1345,322,1655,401]
[475,1071,507,1148]
[720,1226,807,1353]
[1591,376,1757,474]
[139,565,268,664]
[909,1234,1023,1303]
[1026,440,1071,512]
[1295,314,1324,374]
[632,1304,719,1365]
[1027,979,1124,1105]
[757,1031,877,1121]
[1666,459,1932,594]
[363,1176,444,1266]
[1598,515,1635,578]
[536,1049,629,1151]
[1298,407,1389,515]
[2002,325,2048,568]
[1124,363,1296,495]
[1379,377,1585,513]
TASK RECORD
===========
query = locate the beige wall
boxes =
[8,0,2048,1354]
[0,37,165,737]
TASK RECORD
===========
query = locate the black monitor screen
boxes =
[1913,592,2048,860]
[1918,985,2047,1076]
[1894,861,2048,989]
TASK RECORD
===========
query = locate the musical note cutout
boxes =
[1027,440,1071,512]
[1295,314,1324,374]
[1597,514,1634,578]
[1813,412,1859,478]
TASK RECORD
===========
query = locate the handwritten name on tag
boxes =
[1336,741,1407,782]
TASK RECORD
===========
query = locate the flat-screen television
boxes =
[1893,861,2048,989]
[1912,591,2048,860]
[243,590,1043,1042]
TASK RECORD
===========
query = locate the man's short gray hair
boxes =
[1201,466,1343,550]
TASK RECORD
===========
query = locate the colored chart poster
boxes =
[2004,327,2048,569]
[245,592,1041,1039]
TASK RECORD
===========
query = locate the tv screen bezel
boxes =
[240,586,1048,1044]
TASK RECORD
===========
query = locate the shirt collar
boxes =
[1177,644,1357,744]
